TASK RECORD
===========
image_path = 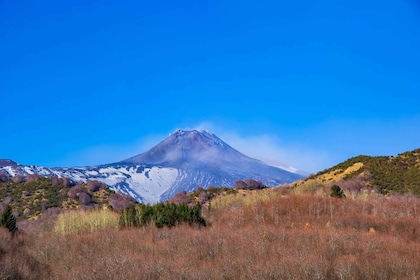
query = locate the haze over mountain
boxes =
[0,130,304,203]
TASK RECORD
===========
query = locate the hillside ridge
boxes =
[304,148,420,195]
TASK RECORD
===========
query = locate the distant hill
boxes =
[0,176,135,220]
[301,148,420,195]
[0,130,304,203]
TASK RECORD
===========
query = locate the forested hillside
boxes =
[306,148,420,195]
[0,176,135,220]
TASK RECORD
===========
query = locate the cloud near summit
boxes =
[190,122,331,174]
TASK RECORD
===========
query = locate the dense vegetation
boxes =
[119,202,206,228]
[0,176,134,220]
[310,148,420,195]
[1,187,419,279]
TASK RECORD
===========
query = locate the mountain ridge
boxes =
[0,130,304,202]
[294,148,420,195]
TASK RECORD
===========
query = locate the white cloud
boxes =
[55,122,332,173]
[191,122,331,174]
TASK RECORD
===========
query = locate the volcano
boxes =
[0,130,304,203]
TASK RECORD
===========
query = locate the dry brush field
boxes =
[1,189,419,280]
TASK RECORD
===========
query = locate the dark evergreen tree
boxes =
[119,202,206,229]
[0,204,18,235]
[330,185,345,198]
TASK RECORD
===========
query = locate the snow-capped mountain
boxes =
[0,130,305,203]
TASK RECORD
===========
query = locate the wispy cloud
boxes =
[191,122,332,174]
[54,122,332,173]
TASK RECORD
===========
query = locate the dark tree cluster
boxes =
[119,202,206,229]
[234,179,266,190]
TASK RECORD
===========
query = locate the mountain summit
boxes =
[123,129,302,180]
[123,130,233,166]
[0,130,304,203]
[123,130,267,169]
[119,129,304,200]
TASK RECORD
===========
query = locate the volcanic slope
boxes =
[0,130,304,203]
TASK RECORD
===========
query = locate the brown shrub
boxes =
[3,192,420,279]
[108,193,136,212]
[61,177,73,187]
[51,176,73,187]
[198,191,211,203]
[234,179,265,190]
[170,190,192,204]
[59,188,68,196]
[234,179,247,189]
[0,173,9,182]
[86,180,104,192]
[12,175,26,183]
[78,192,92,205]
[26,174,40,182]
[68,185,84,199]
[0,228,51,280]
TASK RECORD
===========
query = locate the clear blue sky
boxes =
[1,0,419,173]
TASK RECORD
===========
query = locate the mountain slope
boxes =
[301,148,420,195]
[121,130,303,199]
[0,130,305,203]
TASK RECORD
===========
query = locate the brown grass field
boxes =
[1,188,419,279]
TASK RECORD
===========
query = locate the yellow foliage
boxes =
[210,188,280,210]
[316,162,364,182]
[54,209,119,235]
[293,179,319,195]
[325,221,330,228]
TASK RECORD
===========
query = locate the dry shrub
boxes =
[11,175,26,183]
[54,208,119,235]
[85,180,104,192]
[108,193,136,212]
[0,228,50,280]
[293,179,323,195]
[26,174,40,182]
[0,173,9,182]
[169,190,192,204]
[1,192,418,279]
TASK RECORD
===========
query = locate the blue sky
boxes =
[1,0,419,173]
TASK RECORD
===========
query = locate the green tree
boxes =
[330,185,345,198]
[119,202,206,229]
[0,205,18,235]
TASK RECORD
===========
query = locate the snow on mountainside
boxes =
[0,130,305,203]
